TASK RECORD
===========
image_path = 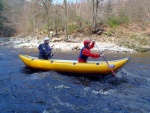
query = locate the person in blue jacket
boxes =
[38,37,53,60]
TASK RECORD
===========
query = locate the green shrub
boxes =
[68,24,81,34]
[106,15,130,28]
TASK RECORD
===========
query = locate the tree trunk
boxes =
[92,0,95,31]
[92,0,99,32]
[41,0,52,37]
[64,0,68,41]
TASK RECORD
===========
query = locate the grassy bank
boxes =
[95,25,150,52]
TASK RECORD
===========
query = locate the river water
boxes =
[0,38,150,113]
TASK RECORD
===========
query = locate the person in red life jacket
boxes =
[78,40,103,63]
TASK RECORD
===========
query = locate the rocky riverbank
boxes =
[0,37,134,52]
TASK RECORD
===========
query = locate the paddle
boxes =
[96,44,116,77]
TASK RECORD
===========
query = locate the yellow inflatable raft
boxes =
[19,54,129,75]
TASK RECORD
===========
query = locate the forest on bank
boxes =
[0,0,150,51]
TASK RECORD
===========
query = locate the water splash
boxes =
[92,89,115,95]
[51,85,70,89]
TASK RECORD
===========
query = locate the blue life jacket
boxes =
[38,43,52,59]
[78,47,88,61]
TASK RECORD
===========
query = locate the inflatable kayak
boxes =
[19,54,129,75]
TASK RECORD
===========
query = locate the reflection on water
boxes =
[0,46,150,113]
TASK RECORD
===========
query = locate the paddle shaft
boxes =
[96,45,116,76]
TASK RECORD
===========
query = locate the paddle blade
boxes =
[109,64,115,68]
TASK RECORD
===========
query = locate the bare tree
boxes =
[146,0,150,20]
[63,0,68,40]
[2,0,26,35]
[92,0,104,32]
[41,0,53,37]
[125,0,150,26]
[75,0,81,16]
[1,0,150,37]
[92,0,97,31]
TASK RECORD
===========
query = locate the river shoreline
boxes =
[0,37,134,52]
